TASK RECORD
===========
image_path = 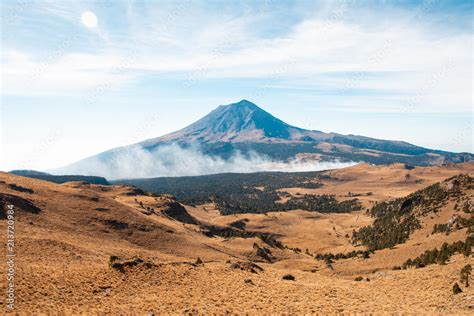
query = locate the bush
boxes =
[315,250,373,262]
[282,274,295,281]
[453,283,462,294]
[402,236,473,269]
[432,223,450,234]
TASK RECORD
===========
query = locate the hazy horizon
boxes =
[1,0,473,171]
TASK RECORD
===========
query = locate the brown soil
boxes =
[0,162,473,314]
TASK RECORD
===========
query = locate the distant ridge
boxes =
[10,170,51,176]
[10,170,109,185]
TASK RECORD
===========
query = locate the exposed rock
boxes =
[282,274,295,281]
[109,256,154,272]
[162,202,198,225]
[229,261,264,274]
[104,219,129,230]
[0,193,41,218]
[253,243,275,262]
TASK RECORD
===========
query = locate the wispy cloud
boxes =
[2,0,471,113]
[53,143,357,179]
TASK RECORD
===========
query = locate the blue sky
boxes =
[1,0,473,171]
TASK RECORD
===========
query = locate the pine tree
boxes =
[460,264,472,287]
[463,237,472,257]
[437,243,449,265]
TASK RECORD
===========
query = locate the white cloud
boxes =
[2,50,133,96]
[1,1,472,113]
[53,143,356,179]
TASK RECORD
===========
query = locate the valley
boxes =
[1,162,472,314]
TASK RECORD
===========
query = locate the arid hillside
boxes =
[0,163,473,314]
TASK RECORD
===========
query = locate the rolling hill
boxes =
[1,163,473,313]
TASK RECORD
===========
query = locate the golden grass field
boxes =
[0,162,473,314]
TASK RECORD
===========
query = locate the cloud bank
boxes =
[54,143,356,180]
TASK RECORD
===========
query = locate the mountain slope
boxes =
[154,100,300,142]
[57,100,473,178]
[141,100,430,151]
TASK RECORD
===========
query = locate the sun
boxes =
[81,11,98,28]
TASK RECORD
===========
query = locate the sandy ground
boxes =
[0,162,473,314]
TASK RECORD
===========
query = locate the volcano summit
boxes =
[57,100,472,178]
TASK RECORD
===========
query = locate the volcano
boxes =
[56,100,472,177]
[152,99,303,142]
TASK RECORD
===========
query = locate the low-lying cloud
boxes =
[54,143,357,180]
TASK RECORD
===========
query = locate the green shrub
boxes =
[352,175,473,251]
[453,283,462,294]
[402,236,473,269]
